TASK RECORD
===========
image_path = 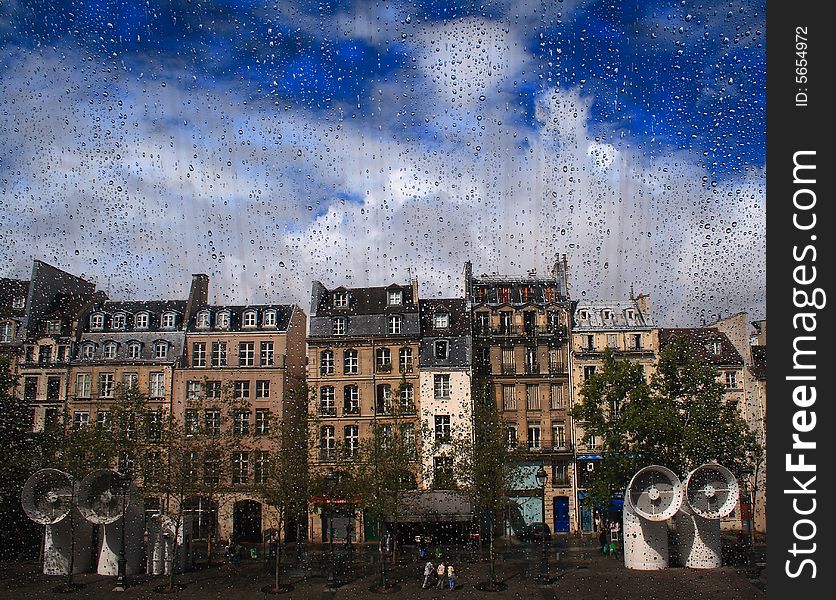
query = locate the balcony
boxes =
[343,406,360,416]
[500,364,516,375]
[548,362,567,374]
[319,406,337,417]
[376,363,392,374]
[474,324,567,340]
[399,362,414,373]
[524,362,541,375]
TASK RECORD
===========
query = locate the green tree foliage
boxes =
[571,341,763,508]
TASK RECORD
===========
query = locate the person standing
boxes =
[422,561,435,589]
[436,562,446,589]
[447,564,456,590]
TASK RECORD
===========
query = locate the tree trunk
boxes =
[488,515,496,584]
[379,516,387,589]
[274,534,281,591]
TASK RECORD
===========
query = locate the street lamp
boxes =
[113,471,131,592]
[535,465,549,583]
[325,470,338,590]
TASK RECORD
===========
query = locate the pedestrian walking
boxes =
[434,542,443,560]
[447,564,456,590]
[599,529,607,555]
[436,562,446,589]
[422,561,435,589]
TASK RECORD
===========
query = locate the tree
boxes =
[571,342,762,509]
[454,383,524,586]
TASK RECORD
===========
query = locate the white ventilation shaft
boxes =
[674,464,739,569]
[146,514,186,575]
[76,469,144,576]
[623,465,683,570]
[21,469,92,575]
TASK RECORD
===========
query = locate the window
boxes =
[255,409,270,435]
[552,424,566,449]
[387,315,402,334]
[192,342,206,366]
[552,463,569,486]
[73,411,89,429]
[499,311,512,333]
[12,297,25,309]
[81,343,95,359]
[433,374,450,398]
[547,311,560,331]
[434,340,449,360]
[211,341,227,367]
[103,342,117,359]
[528,422,541,450]
[433,312,449,328]
[606,333,618,349]
[320,386,336,415]
[186,381,202,400]
[498,286,511,303]
[203,452,220,485]
[333,291,349,307]
[184,452,199,483]
[185,410,199,436]
[99,374,114,398]
[233,380,250,399]
[263,310,276,327]
[333,317,346,336]
[343,349,358,374]
[501,347,515,372]
[632,334,643,350]
[90,314,104,329]
[506,424,518,448]
[400,383,415,413]
[550,384,565,409]
[0,322,12,343]
[344,425,359,457]
[344,385,359,414]
[375,348,391,372]
[526,384,541,410]
[120,413,136,440]
[399,347,413,372]
[216,311,230,329]
[46,377,60,402]
[434,415,451,441]
[387,289,402,305]
[502,385,517,410]
[254,451,269,484]
[233,410,250,436]
[135,312,149,329]
[602,309,613,321]
[149,372,165,398]
[146,411,163,441]
[232,452,249,484]
[548,348,564,372]
[196,311,211,328]
[475,312,489,333]
[586,432,598,449]
[710,340,722,354]
[256,380,270,399]
[24,377,37,401]
[584,365,597,380]
[376,384,392,414]
[238,342,255,366]
[93,413,110,433]
[242,310,257,328]
[320,350,335,375]
[57,345,68,362]
[118,451,134,475]
[319,426,335,459]
[205,381,221,399]
[584,334,594,351]
[433,457,454,489]
[525,346,538,373]
[46,319,62,334]
[402,423,416,456]
[162,313,177,329]
[154,342,168,360]
[122,372,138,389]
[75,373,91,398]
[128,342,142,360]
[38,345,53,363]
[520,286,532,302]
[260,341,274,366]
[725,371,738,388]
[204,410,221,436]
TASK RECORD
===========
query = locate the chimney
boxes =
[411,277,420,303]
[463,261,473,301]
[635,293,651,320]
[185,274,209,323]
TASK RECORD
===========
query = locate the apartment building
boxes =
[465,260,574,534]
[570,295,657,533]
[307,280,422,542]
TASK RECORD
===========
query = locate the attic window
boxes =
[433,312,449,329]
[216,311,230,329]
[333,291,349,308]
[135,312,149,329]
[162,312,177,329]
[90,314,104,330]
[710,340,722,355]
[243,310,257,328]
[602,309,613,321]
[578,310,588,321]
[45,320,62,334]
[263,310,276,327]
[196,311,211,329]
[111,314,126,330]
[625,309,636,320]
[387,289,403,306]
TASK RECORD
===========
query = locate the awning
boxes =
[311,496,361,506]
[384,491,473,523]
[577,454,603,460]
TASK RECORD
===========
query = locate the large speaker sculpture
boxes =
[21,469,93,575]
[76,469,144,576]
[146,513,187,575]
[674,464,739,569]
[623,465,684,570]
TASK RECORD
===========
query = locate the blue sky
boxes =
[0,1,765,324]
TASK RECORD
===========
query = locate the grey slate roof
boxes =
[658,328,744,367]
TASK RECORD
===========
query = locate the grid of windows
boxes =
[233,380,250,399]
[232,452,249,484]
[193,342,206,366]
[434,415,451,441]
[211,342,227,366]
[233,410,250,436]
[320,350,335,375]
[343,349,358,374]
[99,373,114,398]
[260,341,274,366]
[149,372,165,398]
[433,374,450,399]
[204,410,221,436]
[239,342,255,366]
[344,385,359,414]
[255,409,270,435]
[502,385,516,410]
[256,380,270,399]
[525,384,540,410]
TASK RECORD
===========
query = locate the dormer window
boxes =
[433,312,449,329]
[710,340,722,355]
[162,312,177,329]
[135,312,149,329]
[333,291,349,308]
[103,342,118,359]
[333,317,346,336]
[435,340,450,360]
[243,310,257,328]
[90,314,104,330]
[81,343,95,359]
[625,309,636,320]
[45,319,62,334]
[577,310,588,321]
[0,322,13,343]
[387,315,403,335]
[127,342,142,360]
[12,297,25,309]
[216,311,230,329]
[263,310,276,327]
[196,311,211,329]
[602,309,613,321]
[154,342,168,360]
[387,289,403,306]
[111,313,126,330]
